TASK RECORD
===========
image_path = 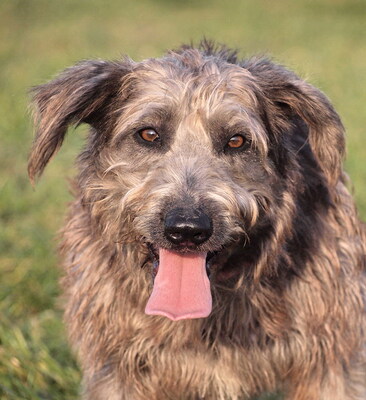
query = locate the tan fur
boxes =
[29,43,365,399]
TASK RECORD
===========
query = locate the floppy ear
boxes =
[243,58,345,186]
[28,60,130,183]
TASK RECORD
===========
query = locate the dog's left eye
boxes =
[139,128,160,143]
[227,135,246,149]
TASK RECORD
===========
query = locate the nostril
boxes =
[164,207,213,246]
[194,232,207,241]
[169,232,183,242]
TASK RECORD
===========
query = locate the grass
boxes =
[0,0,365,398]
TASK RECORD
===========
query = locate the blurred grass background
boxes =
[0,0,365,398]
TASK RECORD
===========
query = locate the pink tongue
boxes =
[145,248,212,321]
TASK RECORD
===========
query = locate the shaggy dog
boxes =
[28,42,365,399]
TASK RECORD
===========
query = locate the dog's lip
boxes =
[148,242,245,283]
[147,243,160,277]
[146,242,226,279]
[147,242,159,260]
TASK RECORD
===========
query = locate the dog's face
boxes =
[110,60,271,248]
[29,44,345,321]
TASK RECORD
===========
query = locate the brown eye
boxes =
[139,128,160,143]
[227,134,245,149]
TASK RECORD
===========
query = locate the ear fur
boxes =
[243,58,345,186]
[28,60,130,183]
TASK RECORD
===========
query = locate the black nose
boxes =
[164,207,213,246]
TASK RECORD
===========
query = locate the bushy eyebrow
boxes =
[111,103,178,145]
[207,105,269,155]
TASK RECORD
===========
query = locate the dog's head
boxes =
[29,42,345,320]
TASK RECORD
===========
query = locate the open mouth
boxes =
[144,243,243,321]
[144,245,212,321]
[147,243,217,278]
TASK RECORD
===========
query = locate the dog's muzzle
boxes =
[145,207,213,321]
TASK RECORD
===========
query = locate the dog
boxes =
[28,41,365,399]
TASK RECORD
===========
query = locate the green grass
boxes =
[0,0,365,398]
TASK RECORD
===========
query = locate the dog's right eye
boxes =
[227,135,245,149]
[138,128,160,143]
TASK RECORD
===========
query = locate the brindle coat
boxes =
[28,42,366,399]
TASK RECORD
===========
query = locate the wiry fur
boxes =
[29,41,366,399]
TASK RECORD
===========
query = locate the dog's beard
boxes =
[145,248,212,321]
